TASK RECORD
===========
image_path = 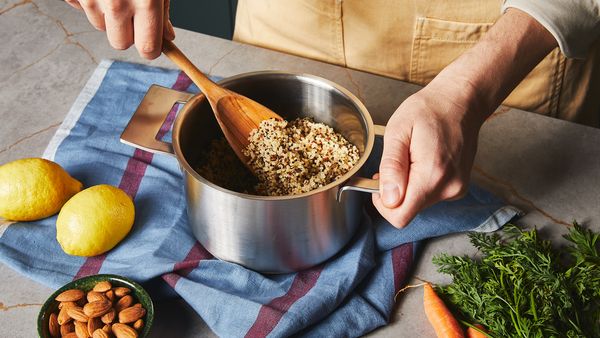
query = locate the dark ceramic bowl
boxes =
[37,274,154,338]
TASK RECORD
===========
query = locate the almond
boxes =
[74,320,89,338]
[93,281,112,293]
[88,317,103,334]
[112,323,138,338]
[56,289,85,302]
[58,306,74,325]
[133,319,144,331]
[66,306,89,322]
[132,303,142,308]
[83,299,112,318]
[118,306,146,324]
[101,308,116,324]
[114,295,133,312]
[87,291,107,303]
[48,312,60,337]
[59,301,78,309]
[61,322,75,336]
[63,333,79,338]
[113,287,131,297]
[102,323,112,333]
[105,290,115,301]
[92,328,110,338]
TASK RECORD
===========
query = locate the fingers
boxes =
[378,126,410,209]
[65,0,83,10]
[80,0,106,31]
[103,0,134,50]
[373,164,434,228]
[373,144,470,228]
[133,0,163,59]
[76,0,171,59]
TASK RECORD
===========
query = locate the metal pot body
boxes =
[121,72,382,273]
[183,171,363,272]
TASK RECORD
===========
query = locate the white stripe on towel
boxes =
[43,60,114,161]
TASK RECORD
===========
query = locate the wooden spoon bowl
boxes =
[162,40,283,163]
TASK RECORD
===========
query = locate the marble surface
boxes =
[1,1,599,337]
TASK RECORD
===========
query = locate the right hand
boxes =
[65,0,175,59]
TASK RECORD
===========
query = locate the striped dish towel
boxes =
[0,61,519,337]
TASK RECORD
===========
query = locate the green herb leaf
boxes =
[433,223,600,338]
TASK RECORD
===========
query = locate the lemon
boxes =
[56,185,135,257]
[0,158,82,221]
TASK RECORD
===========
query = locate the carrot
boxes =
[423,283,465,338]
[466,324,487,338]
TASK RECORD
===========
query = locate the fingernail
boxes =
[382,183,400,207]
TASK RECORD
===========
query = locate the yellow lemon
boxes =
[56,185,135,257]
[0,158,82,221]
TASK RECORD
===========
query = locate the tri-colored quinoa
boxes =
[244,118,359,196]
[195,138,257,194]
[197,118,360,196]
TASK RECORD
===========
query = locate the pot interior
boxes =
[174,72,374,195]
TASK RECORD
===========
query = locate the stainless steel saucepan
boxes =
[121,72,384,273]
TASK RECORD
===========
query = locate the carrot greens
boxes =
[433,223,600,338]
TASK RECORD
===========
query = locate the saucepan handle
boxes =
[120,85,194,156]
[338,124,385,199]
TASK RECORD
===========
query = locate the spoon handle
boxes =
[162,40,227,99]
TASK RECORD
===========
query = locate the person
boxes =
[64,0,600,228]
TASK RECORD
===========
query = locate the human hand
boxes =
[372,8,557,228]
[372,78,485,228]
[65,0,175,59]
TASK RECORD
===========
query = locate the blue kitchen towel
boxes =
[0,60,519,337]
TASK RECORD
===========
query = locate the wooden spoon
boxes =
[162,39,283,163]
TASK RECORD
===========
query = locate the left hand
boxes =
[372,8,558,228]
[372,79,484,228]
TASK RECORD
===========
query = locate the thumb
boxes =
[378,129,410,208]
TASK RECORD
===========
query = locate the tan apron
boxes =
[234,0,599,127]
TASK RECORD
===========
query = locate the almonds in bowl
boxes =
[37,274,153,338]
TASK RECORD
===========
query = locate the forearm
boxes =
[429,8,557,121]
[503,0,600,59]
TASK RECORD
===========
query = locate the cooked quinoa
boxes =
[196,138,257,193]
[243,118,360,196]
[196,118,360,196]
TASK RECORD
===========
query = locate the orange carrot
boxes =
[423,283,465,338]
[466,324,487,338]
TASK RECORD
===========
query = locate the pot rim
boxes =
[172,71,375,201]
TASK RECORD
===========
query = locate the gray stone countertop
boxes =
[1,1,599,337]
